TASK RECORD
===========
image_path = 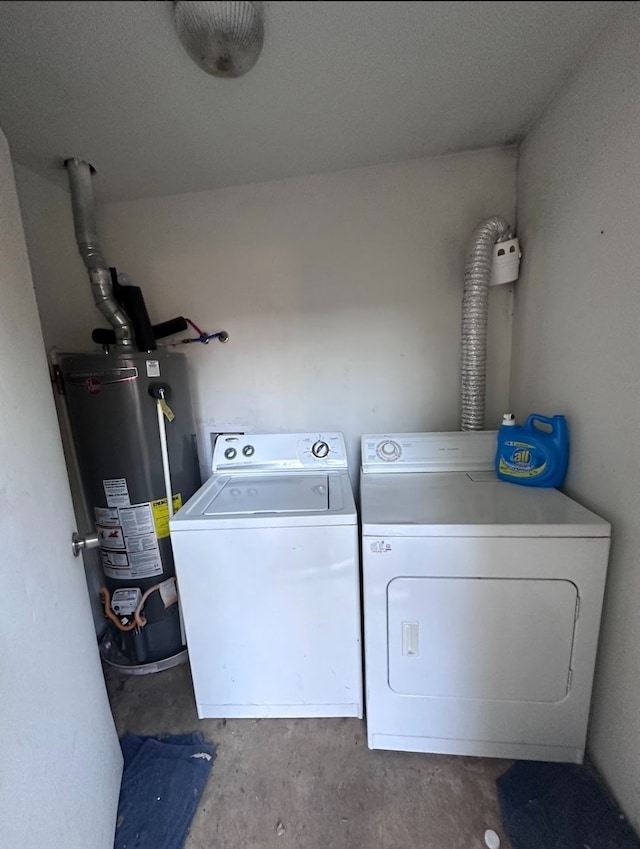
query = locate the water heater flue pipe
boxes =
[64,158,133,347]
[460,215,513,431]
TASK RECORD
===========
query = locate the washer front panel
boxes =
[172,523,363,718]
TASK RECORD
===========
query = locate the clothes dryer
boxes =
[360,431,610,762]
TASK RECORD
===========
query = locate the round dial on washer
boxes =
[311,440,330,459]
[376,439,401,461]
[242,445,255,457]
[224,447,237,460]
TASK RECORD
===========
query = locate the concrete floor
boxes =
[106,663,513,849]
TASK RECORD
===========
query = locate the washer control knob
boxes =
[242,445,255,457]
[224,447,237,460]
[312,440,330,459]
[377,439,401,461]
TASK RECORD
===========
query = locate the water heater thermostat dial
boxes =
[311,440,330,459]
[377,439,402,461]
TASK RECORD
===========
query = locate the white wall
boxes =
[14,163,99,349]
[98,148,517,477]
[511,6,640,828]
[0,126,122,849]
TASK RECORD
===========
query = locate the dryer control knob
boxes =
[224,447,237,460]
[377,440,401,461]
[312,440,330,459]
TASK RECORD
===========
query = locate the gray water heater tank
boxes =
[59,349,201,670]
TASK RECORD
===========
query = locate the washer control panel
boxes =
[212,432,348,473]
[361,431,497,473]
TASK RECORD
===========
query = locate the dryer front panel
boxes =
[387,577,577,702]
[362,534,609,761]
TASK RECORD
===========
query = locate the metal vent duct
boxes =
[65,158,133,347]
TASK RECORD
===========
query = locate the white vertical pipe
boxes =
[156,392,186,646]
[157,393,174,517]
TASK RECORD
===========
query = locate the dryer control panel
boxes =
[213,432,348,473]
[361,431,497,473]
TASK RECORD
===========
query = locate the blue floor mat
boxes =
[115,733,216,849]
[497,761,640,849]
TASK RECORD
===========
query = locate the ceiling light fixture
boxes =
[173,1,264,78]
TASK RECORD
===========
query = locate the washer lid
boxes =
[204,474,329,515]
[170,470,356,530]
[360,471,610,537]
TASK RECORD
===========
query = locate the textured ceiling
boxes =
[0,1,626,202]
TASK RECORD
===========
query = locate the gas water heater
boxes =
[59,158,226,672]
[59,350,201,670]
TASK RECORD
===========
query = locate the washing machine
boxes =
[169,432,363,719]
[360,430,610,762]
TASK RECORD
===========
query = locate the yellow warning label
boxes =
[151,494,182,539]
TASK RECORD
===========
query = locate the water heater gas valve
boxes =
[111,587,142,618]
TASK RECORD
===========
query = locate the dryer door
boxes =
[388,577,577,703]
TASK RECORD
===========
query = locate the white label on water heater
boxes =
[100,550,129,574]
[146,360,161,377]
[118,503,154,537]
[159,577,178,608]
[94,506,119,526]
[95,499,163,580]
[126,540,163,579]
[103,478,131,507]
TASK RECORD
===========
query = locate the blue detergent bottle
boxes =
[496,413,569,487]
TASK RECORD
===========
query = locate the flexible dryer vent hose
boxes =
[460,216,512,431]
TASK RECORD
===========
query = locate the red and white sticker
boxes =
[97,524,125,550]
[85,376,102,395]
